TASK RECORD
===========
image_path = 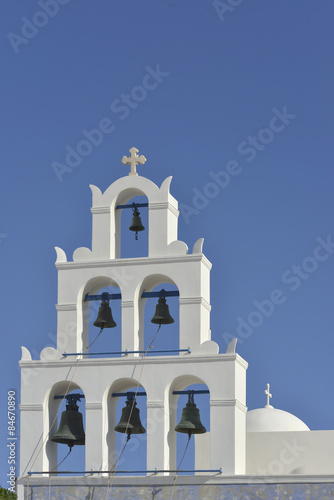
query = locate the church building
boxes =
[18,148,334,499]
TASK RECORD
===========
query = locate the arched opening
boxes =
[105,379,147,473]
[169,376,210,474]
[87,285,122,356]
[80,276,122,357]
[138,275,180,356]
[118,194,149,259]
[46,382,86,473]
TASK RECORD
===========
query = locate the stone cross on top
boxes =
[122,147,147,176]
[265,383,273,408]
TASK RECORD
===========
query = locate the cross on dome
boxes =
[122,146,147,176]
[265,383,273,408]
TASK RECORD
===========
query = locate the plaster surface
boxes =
[19,169,248,500]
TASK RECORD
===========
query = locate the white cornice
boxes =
[121,300,134,308]
[147,400,165,409]
[56,254,212,270]
[235,354,248,369]
[201,254,212,270]
[86,402,103,410]
[179,297,211,311]
[19,353,247,369]
[90,202,179,218]
[210,399,248,413]
[56,304,77,311]
[149,201,179,217]
[20,404,43,412]
[90,206,110,214]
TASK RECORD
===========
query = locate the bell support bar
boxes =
[85,291,121,302]
[54,390,208,400]
[54,393,85,401]
[173,390,209,395]
[116,202,149,209]
[142,290,179,298]
[112,391,146,398]
[112,390,209,398]
[85,289,179,302]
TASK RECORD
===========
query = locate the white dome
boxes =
[247,406,310,433]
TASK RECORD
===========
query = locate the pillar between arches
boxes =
[146,400,168,472]
[179,298,211,350]
[85,402,103,471]
[121,300,141,355]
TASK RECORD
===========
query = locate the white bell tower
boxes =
[19,148,248,495]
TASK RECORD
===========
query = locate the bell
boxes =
[51,401,85,448]
[129,207,145,240]
[93,300,116,329]
[115,398,146,436]
[151,296,174,325]
[175,392,206,436]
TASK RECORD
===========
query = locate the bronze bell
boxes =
[151,295,174,325]
[129,206,145,240]
[175,392,206,436]
[115,397,146,437]
[94,300,116,329]
[51,400,85,449]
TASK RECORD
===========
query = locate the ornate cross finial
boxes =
[265,383,273,407]
[122,147,146,176]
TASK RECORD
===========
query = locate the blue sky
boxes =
[1,0,334,486]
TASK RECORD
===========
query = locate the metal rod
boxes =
[27,468,222,475]
[141,290,179,298]
[54,394,85,400]
[85,293,121,302]
[172,390,210,395]
[116,203,149,210]
[85,290,179,302]
[62,349,190,357]
[53,389,207,400]
[112,391,147,398]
